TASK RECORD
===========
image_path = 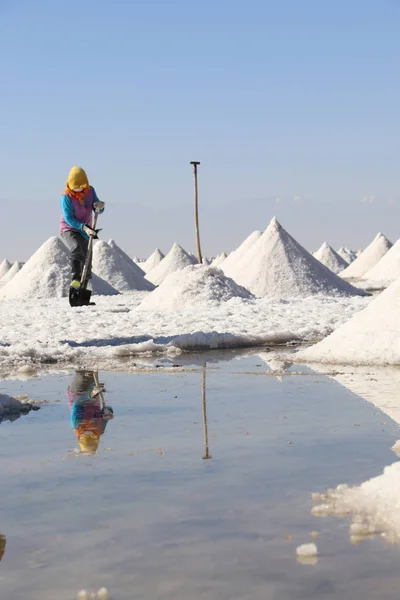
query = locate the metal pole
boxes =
[190,161,203,263]
[202,363,212,460]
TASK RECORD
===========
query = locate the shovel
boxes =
[69,211,101,307]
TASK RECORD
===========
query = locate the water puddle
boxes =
[0,352,399,599]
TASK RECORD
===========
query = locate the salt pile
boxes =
[92,241,155,292]
[227,217,367,298]
[296,274,400,365]
[145,242,197,286]
[0,261,23,286]
[210,252,228,268]
[141,265,253,310]
[313,242,348,274]
[0,237,71,300]
[108,239,146,276]
[312,462,400,544]
[0,259,11,279]
[362,239,400,283]
[0,237,118,300]
[0,393,40,424]
[340,233,392,279]
[221,230,262,278]
[337,247,357,263]
[141,248,165,273]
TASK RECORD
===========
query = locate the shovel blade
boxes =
[69,287,94,307]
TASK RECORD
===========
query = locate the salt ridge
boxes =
[340,233,392,279]
[145,243,197,286]
[313,242,348,274]
[227,217,367,298]
[92,241,154,292]
[141,265,254,310]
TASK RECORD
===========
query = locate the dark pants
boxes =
[61,230,92,282]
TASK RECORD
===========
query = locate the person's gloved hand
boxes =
[83,224,100,238]
[93,201,105,213]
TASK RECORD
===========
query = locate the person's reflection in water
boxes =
[68,370,114,455]
[0,534,6,563]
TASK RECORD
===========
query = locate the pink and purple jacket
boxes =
[60,187,103,240]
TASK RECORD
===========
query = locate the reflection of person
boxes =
[0,534,6,562]
[67,371,113,455]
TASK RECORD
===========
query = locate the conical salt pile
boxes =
[0,237,72,300]
[295,274,400,366]
[0,261,24,287]
[228,217,367,298]
[145,243,197,286]
[0,237,119,300]
[221,231,262,278]
[141,265,253,310]
[141,248,165,273]
[313,242,348,274]
[340,233,392,279]
[108,239,146,276]
[362,239,400,283]
[0,259,11,279]
[90,274,120,296]
[337,247,357,264]
[210,252,227,268]
[92,241,155,292]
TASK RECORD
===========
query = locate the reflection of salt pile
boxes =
[340,233,392,279]
[210,252,227,268]
[0,237,118,300]
[141,265,253,309]
[226,218,366,298]
[337,247,357,264]
[362,239,400,283]
[92,241,154,292]
[108,239,146,276]
[296,274,400,365]
[313,242,348,274]
[141,248,165,273]
[312,462,400,545]
[0,261,23,287]
[0,259,11,279]
[221,231,262,278]
[146,243,197,285]
[0,393,40,423]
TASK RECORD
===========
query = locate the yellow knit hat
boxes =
[78,431,100,455]
[67,166,89,190]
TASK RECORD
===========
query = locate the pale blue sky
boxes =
[1,0,400,260]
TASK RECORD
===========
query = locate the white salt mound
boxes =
[296,273,400,366]
[90,274,120,296]
[0,238,119,300]
[141,248,165,273]
[141,265,253,310]
[340,233,392,279]
[221,230,262,278]
[108,239,146,276]
[0,237,71,300]
[296,543,318,557]
[227,217,367,298]
[0,259,11,279]
[362,238,400,283]
[210,252,228,268]
[313,242,349,274]
[92,241,154,292]
[0,261,23,286]
[337,247,357,264]
[146,242,198,286]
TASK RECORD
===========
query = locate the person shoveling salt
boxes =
[60,166,105,294]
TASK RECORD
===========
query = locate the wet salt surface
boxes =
[0,353,400,600]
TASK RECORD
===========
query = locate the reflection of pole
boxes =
[202,363,212,460]
[0,533,6,563]
[190,161,203,264]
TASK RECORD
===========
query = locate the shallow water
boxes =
[0,353,399,600]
